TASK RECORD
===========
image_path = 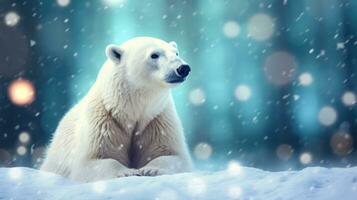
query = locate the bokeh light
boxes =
[8,79,35,106]
[247,13,274,41]
[299,152,313,165]
[299,72,313,86]
[276,144,294,161]
[56,0,71,7]
[264,52,297,86]
[223,21,240,38]
[189,88,206,106]
[318,106,337,126]
[18,132,30,144]
[341,91,356,106]
[194,143,212,160]
[4,11,20,27]
[16,146,27,156]
[234,85,251,101]
[330,132,353,156]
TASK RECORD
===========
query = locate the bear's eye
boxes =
[150,53,159,59]
[176,52,179,56]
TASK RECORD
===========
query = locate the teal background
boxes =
[0,0,357,170]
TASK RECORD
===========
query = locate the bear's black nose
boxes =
[176,64,191,78]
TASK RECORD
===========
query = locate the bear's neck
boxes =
[97,64,171,129]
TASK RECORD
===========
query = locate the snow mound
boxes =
[1,166,357,200]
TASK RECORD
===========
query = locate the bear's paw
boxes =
[139,167,168,176]
[117,169,140,177]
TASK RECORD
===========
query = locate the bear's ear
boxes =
[169,41,177,49]
[105,44,123,64]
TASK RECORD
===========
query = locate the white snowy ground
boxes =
[0,166,357,200]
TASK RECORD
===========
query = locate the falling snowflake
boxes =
[336,42,345,49]
[30,40,36,47]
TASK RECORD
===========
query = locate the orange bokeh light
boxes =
[8,79,35,106]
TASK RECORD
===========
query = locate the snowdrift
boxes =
[0,166,357,200]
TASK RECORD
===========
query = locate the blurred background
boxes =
[0,0,357,171]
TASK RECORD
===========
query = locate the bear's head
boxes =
[105,37,191,89]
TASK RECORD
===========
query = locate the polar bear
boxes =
[40,37,193,182]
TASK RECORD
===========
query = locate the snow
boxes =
[1,167,357,200]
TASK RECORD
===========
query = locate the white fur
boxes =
[40,37,193,182]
